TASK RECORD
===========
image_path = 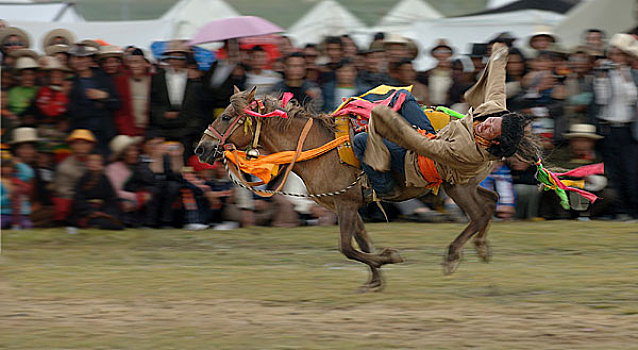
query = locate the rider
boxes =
[353,43,536,199]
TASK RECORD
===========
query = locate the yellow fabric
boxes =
[335,116,360,167]
[225,135,350,183]
[559,179,585,189]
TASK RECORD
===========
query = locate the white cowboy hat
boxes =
[98,45,124,60]
[45,43,71,56]
[40,56,72,72]
[563,123,603,140]
[42,28,76,50]
[609,33,637,56]
[14,56,39,70]
[10,127,40,144]
[528,29,557,47]
[163,40,190,55]
[109,135,142,160]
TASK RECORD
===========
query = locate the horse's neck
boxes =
[260,117,335,183]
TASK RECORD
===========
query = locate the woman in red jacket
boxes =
[112,48,152,136]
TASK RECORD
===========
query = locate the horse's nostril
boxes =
[194,145,204,156]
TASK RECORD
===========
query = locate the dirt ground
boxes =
[1,221,637,349]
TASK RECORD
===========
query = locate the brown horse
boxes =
[195,87,498,292]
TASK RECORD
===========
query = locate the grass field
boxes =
[1,221,637,349]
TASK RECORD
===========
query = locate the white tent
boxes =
[379,0,442,27]
[287,0,366,46]
[0,1,85,23]
[486,0,518,9]
[160,0,241,40]
[409,9,565,70]
[8,19,172,51]
[553,0,636,48]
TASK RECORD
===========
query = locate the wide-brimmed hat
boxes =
[68,44,96,57]
[0,26,30,48]
[109,135,142,160]
[8,48,39,60]
[563,123,603,140]
[40,56,73,72]
[609,33,637,56]
[98,45,124,60]
[43,28,76,49]
[164,40,190,55]
[66,129,97,143]
[14,56,39,70]
[77,39,101,49]
[383,33,409,46]
[430,39,454,56]
[528,30,557,47]
[45,44,71,56]
[10,127,40,144]
[468,43,488,58]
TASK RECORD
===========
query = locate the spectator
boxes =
[204,39,246,117]
[505,47,527,100]
[41,28,75,50]
[52,129,96,223]
[565,47,594,124]
[149,41,205,160]
[357,44,391,87]
[7,55,39,124]
[319,36,345,84]
[44,44,72,67]
[70,151,124,230]
[302,43,321,83]
[592,34,638,221]
[528,31,556,52]
[105,134,148,227]
[112,48,151,136]
[480,162,515,220]
[447,57,475,108]
[245,46,282,98]
[507,156,540,220]
[393,58,428,103]
[0,152,32,229]
[67,45,120,156]
[98,45,124,77]
[340,35,359,59]
[583,29,606,58]
[35,56,72,141]
[5,128,37,229]
[420,39,454,106]
[321,58,368,112]
[31,143,56,227]
[270,52,323,112]
[383,34,410,72]
[277,35,295,58]
[468,43,488,79]
[0,27,30,65]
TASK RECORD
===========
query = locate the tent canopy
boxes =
[160,0,240,40]
[379,0,442,27]
[0,1,85,22]
[468,0,579,16]
[553,0,636,48]
[287,0,366,46]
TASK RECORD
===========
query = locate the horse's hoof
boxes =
[379,248,404,265]
[443,250,462,275]
[357,281,384,293]
[474,240,491,263]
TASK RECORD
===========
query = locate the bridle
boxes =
[203,93,294,157]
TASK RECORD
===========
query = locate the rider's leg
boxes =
[353,132,405,195]
[393,90,436,134]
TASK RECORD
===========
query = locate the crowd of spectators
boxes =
[1,22,637,231]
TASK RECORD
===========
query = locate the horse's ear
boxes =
[233,85,241,94]
[247,86,257,102]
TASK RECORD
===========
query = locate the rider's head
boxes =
[476,112,533,158]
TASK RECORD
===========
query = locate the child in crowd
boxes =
[70,152,124,230]
[1,152,33,229]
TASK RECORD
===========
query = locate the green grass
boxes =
[1,221,637,349]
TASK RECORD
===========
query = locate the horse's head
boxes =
[195,86,256,164]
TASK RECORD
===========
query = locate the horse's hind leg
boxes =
[442,183,490,274]
[353,215,384,292]
[473,187,498,262]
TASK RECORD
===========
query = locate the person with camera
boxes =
[592,33,638,221]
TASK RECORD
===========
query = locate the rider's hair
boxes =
[486,112,539,161]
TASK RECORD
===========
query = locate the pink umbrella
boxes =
[189,16,284,45]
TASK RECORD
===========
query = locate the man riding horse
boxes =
[353,43,537,200]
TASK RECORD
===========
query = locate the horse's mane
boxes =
[230,91,336,133]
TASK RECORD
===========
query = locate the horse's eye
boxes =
[221,114,232,122]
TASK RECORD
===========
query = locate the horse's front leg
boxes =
[336,201,403,290]
[353,213,385,292]
[472,186,498,262]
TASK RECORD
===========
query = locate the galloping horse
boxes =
[195,87,498,292]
